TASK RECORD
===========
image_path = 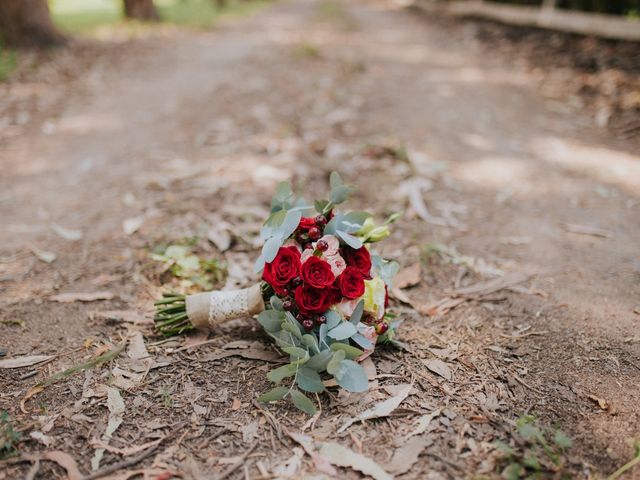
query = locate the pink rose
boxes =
[313,235,339,256]
[325,253,346,276]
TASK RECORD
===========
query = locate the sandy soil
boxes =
[1,0,639,478]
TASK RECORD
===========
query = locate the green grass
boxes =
[50,0,270,35]
[0,43,17,82]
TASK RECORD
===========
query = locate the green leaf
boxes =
[296,367,325,393]
[278,209,303,240]
[329,171,343,188]
[328,322,356,340]
[553,431,572,449]
[283,346,308,362]
[271,181,294,211]
[262,235,285,264]
[302,334,319,354]
[306,350,333,372]
[349,300,364,325]
[385,212,401,225]
[315,199,329,213]
[336,230,362,249]
[343,211,371,228]
[259,386,290,402]
[523,454,541,471]
[267,363,297,383]
[290,389,317,415]
[351,333,374,350]
[502,463,522,480]
[270,296,284,311]
[330,342,364,360]
[282,321,303,340]
[335,360,368,392]
[330,185,351,205]
[326,350,346,375]
[493,440,516,456]
[324,310,341,329]
[258,310,285,333]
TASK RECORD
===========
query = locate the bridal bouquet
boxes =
[155,172,401,413]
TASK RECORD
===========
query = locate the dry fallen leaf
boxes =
[231,398,241,411]
[563,223,612,238]
[50,291,115,303]
[338,383,412,433]
[201,346,282,363]
[0,355,53,369]
[285,431,337,476]
[406,409,441,439]
[30,430,53,447]
[587,394,609,411]
[51,223,83,241]
[122,216,145,235]
[31,247,56,264]
[394,263,422,289]
[41,451,83,480]
[386,435,429,474]
[91,387,125,471]
[424,358,452,380]
[319,441,393,480]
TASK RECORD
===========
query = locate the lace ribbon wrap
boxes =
[185,284,265,330]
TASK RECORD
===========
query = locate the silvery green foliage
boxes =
[257,299,369,414]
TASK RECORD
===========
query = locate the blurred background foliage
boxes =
[50,0,268,34]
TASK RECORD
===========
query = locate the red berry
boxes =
[302,319,314,330]
[375,322,389,335]
[282,300,293,311]
[308,227,321,240]
[315,215,327,225]
[316,240,328,252]
[316,314,327,325]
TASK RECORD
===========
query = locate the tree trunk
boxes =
[123,0,160,21]
[0,0,65,47]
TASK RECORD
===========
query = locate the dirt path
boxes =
[1,0,639,478]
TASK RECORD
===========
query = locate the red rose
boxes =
[262,246,301,295]
[343,246,372,277]
[295,285,331,314]
[327,286,343,305]
[300,256,335,288]
[297,217,317,232]
[338,266,365,299]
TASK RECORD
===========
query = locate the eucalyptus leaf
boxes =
[330,185,351,204]
[349,300,364,325]
[351,333,374,350]
[318,323,329,349]
[258,310,285,333]
[302,334,320,354]
[267,363,298,383]
[330,342,364,360]
[327,350,346,375]
[328,322,357,340]
[282,321,303,340]
[270,296,284,311]
[337,230,362,249]
[283,346,308,362]
[290,389,317,415]
[314,199,329,213]
[323,215,340,235]
[324,310,341,330]
[306,349,333,371]
[296,367,325,393]
[262,235,285,264]
[278,209,303,240]
[259,386,290,402]
[335,360,368,392]
[329,171,343,188]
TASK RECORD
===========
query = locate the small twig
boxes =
[214,442,257,480]
[512,374,545,395]
[80,444,161,480]
[608,450,640,480]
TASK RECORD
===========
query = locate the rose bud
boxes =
[291,276,302,287]
[316,314,327,325]
[302,318,314,330]
[308,227,322,240]
[314,214,327,226]
[316,240,328,252]
[282,299,293,311]
[375,322,389,335]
